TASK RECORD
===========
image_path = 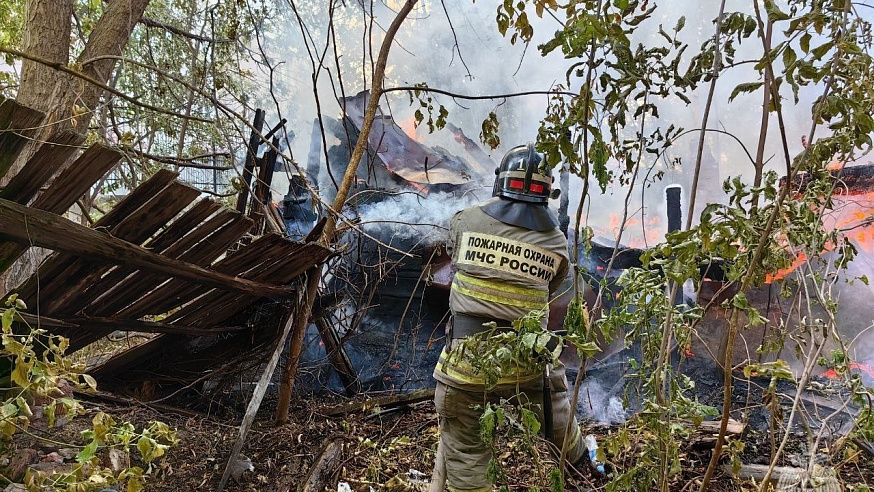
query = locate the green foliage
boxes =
[407,83,449,134]
[1,296,178,491]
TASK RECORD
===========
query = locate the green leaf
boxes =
[763,0,790,21]
[10,356,32,388]
[1,308,13,331]
[728,81,764,103]
[590,135,609,193]
[800,32,811,54]
[76,440,99,464]
[782,46,797,69]
[520,407,541,435]
[81,374,98,392]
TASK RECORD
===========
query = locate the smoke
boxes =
[574,378,627,425]
[246,1,874,383]
[356,189,486,247]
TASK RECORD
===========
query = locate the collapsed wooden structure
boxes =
[0,96,333,405]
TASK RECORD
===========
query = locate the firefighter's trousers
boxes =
[432,363,585,492]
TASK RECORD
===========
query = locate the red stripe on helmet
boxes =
[509,179,524,190]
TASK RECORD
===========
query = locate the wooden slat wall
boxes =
[63,198,223,315]
[14,170,179,304]
[0,101,336,395]
[39,181,202,314]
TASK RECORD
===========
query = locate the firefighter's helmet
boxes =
[492,142,552,204]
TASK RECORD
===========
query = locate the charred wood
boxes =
[235,109,265,214]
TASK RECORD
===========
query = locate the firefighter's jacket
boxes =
[433,199,570,390]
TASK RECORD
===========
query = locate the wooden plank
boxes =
[114,232,285,319]
[143,199,225,253]
[12,311,246,336]
[39,182,202,314]
[32,144,122,214]
[167,241,326,327]
[0,198,300,298]
[10,170,179,295]
[0,145,122,279]
[235,109,265,214]
[63,199,223,315]
[65,213,252,348]
[0,131,83,203]
[697,419,745,436]
[301,439,343,492]
[0,97,45,179]
[98,214,256,318]
[217,306,296,491]
[249,136,278,233]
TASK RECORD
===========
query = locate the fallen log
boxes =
[323,388,434,417]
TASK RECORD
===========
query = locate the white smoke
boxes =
[356,190,487,247]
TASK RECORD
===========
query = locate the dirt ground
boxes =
[9,389,867,492]
[3,386,874,492]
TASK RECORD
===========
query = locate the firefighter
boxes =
[431,143,586,492]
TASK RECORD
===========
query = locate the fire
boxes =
[766,252,808,283]
[399,117,425,142]
[822,361,874,380]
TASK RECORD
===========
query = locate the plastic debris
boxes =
[585,434,606,474]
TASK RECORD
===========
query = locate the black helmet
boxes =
[493,142,552,204]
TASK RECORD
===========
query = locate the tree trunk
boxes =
[17,0,73,113]
[9,0,151,179]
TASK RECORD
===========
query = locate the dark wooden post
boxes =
[235,108,265,214]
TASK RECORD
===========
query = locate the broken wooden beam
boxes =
[314,317,360,396]
[301,438,343,492]
[235,109,265,214]
[323,388,435,417]
[697,419,745,436]
[0,197,299,298]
